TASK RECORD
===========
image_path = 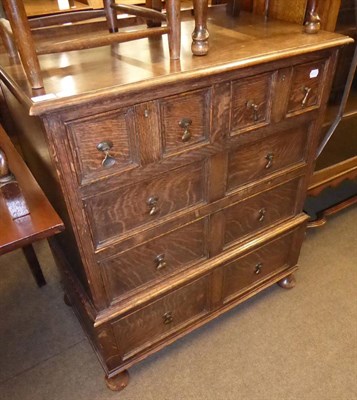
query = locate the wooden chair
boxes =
[0,0,209,89]
[0,123,64,287]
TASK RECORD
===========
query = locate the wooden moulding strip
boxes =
[36,26,170,54]
[308,156,357,195]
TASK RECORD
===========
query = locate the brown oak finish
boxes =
[222,229,297,303]
[101,217,209,303]
[0,7,351,390]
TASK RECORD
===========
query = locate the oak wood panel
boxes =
[100,218,209,303]
[223,177,301,247]
[159,87,212,155]
[286,59,327,116]
[65,107,138,185]
[135,101,161,165]
[222,230,295,303]
[112,275,210,360]
[231,72,273,134]
[84,160,206,246]
[227,124,309,191]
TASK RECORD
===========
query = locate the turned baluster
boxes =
[191,0,209,56]
[2,0,44,88]
[304,0,321,34]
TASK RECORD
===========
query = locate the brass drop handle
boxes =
[255,262,263,275]
[301,86,312,107]
[163,311,173,325]
[147,196,159,216]
[179,118,193,142]
[258,207,266,222]
[265,153,274,169]
[97,140,116,168]
[246,100,259,122]
[155,253,167,270]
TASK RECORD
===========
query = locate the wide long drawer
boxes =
[100,218,209,304]
[111,275,210,361]
[83,161,206,247]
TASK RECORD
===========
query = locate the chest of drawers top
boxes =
[0,8,350,117]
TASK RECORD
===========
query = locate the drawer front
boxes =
[286,60,326,116]
[101,218,208,303]
[224,178,301,247]
[159,88,211,155]
[227,125,308,191]
[84,161,205,246]
[231,73,273,134]
[112,276,210,360]
[66,108,137,184]
[222,232,294,303]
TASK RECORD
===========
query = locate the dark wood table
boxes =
[0,124,64,286]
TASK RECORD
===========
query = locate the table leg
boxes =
[191,0,209,56]
[22,244,46,287]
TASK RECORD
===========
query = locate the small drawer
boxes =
[84,161,205,246]
[227,125,308,191]
[286,60,326,116]
[159,88,211,155]
[111,276,210,360]
[224,178,300,247]
[65,108,137,184]
[101,218,209,303]
[230,73,273,134]
[222,232,294,303]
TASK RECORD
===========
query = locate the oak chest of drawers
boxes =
[0,8,352,391]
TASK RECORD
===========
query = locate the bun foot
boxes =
[277,274,296,289]
[105,370,130,392]
[63,293,72,307]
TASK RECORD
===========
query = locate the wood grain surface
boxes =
[0,124,64,254]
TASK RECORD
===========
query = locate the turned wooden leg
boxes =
[277,274,296,289]
[105,370,130,391]
[166,0,181,60]
[191,0,209,56]
[304,0,320,34]
[2,0,44,88]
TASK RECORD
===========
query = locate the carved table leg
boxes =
[191,0,209,56]
[105,370,130,391]
[277,274,296,289]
